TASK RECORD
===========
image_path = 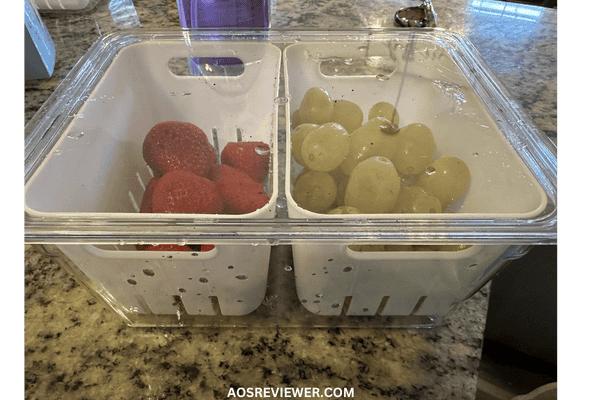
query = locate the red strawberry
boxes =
[152,170,223,214]
[221,141,270,183]
[212,164,270,214]
[188,244,216,252]
[143,121,217,179]
[143,244,193,251]
[139,176,160,213]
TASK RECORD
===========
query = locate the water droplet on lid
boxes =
[276,198,287,209]
[199,277,208,283]
[343,267,353,272]
[283,265,293,272]
[235,275,248,280]
[425,166,436,175]
[376,74,390,81]
[343,58,354,65]
[315,293,323,298]
[274,96,289,105]
[67,131,84,139]
[332,303,340,308]
[255,146,270,156]
[54,149,63,156]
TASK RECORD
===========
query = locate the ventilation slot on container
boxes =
[376,296,390,315]
[409,296,428,315]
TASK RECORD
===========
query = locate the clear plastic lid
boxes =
[24,28,557,245]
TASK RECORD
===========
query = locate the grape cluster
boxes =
[291,87,471,216]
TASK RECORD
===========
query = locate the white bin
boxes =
[25,33,281,316]
[283,37,552,319]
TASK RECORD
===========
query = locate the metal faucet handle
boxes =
[394,0,438,28]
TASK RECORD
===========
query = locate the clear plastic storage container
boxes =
[25,29,557,327]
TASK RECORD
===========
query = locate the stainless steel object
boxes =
[394,0,438,27]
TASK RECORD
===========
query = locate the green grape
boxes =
[298,87,334,125]
[290,109,304,129]
[326,167,349,207]
[417,156,471,208]
[328,205,362,214]
[391,186,442,214]
[291,124,319,166]
[349,244,387,252]
[412,245,442,252]
[368,101,400,127]
[412,245,471,252]
[344,156,401,213]
[340,117,400,175]
[292,170,337,213]
[335,175,349,207]
[438,245,472,252]
[301,122,350,172]
[331,99,363,134]
[384,245,414,251]
[391,123,436,175]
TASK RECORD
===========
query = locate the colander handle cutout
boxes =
[168,57,245,77]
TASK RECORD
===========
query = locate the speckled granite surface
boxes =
[24,1,556,399]
[25,245,490,399]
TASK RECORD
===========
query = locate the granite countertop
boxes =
[24,1,557,399]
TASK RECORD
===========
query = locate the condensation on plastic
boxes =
[39,243,530,327]
[24,29,557,246]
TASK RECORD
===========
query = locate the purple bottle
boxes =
[177,0,270,28]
